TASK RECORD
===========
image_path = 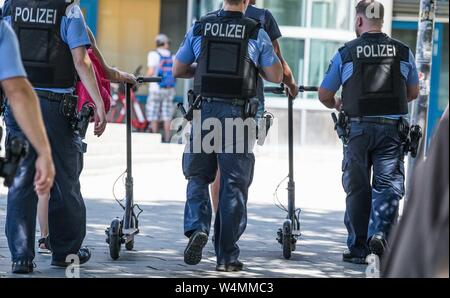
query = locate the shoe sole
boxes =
[38,248,52,254]
[51,251,91,268]
[369,238,385,257]
[12,269,33,274]
[343,256,368,265]
[216,266,244,272]
[184,233,208,266]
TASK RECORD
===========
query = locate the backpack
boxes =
[157,51,176,88]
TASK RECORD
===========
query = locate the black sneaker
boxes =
[216,260,244,272]
[184,232,208,265]
[51,247,91,268]
[12,260,35,274]
[369,233,387,257]
[342,250,368,265]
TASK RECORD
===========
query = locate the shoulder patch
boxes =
[66,3,82,19]
[193,21,202,37]
[339,45,352,64]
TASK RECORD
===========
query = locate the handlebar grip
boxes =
[263,87,285,94]
[300,86,319,92]
[137,77,162,84]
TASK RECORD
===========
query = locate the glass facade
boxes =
[262,0,355,98]
[261,0,307,27]
[311,0,352,30]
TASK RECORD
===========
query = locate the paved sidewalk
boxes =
[0,127,367,278]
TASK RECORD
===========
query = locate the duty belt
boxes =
[349,116,400,126]
[36,90,73,102]
[205,97,247,107]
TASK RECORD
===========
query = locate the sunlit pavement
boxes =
[0,124,367,278]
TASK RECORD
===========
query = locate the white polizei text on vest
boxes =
[204,23,246,39]
[14,7,58,25]
[356,44,397,58]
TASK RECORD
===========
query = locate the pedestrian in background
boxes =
[145,34,177,143]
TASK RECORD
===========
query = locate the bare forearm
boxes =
[321,97,337,109]
[87,27,125,83]
[273,40,296,87]
[281,59,296,87]
[3,79,51,156]
[173,63,197,79]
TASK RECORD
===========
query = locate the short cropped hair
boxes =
[356,0,385,25]
[225,0,243,5]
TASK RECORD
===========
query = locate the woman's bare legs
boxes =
[211,170,221,214]
[37,194,50,249]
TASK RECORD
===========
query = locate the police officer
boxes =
[3,0,108,273]
[319,0,419,264]
[173,0,283,272]
[0,8,56,274]
[210,0,299,213]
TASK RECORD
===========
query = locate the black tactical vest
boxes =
[340,33,410,117]
[193,11,260,100]
[8,0,77,89]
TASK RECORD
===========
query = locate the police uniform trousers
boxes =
[342,121,405,257]
[4,94,86,263]
[182,100,256,265]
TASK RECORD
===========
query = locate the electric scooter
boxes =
[105,76,162,260]
[263,84,318,259]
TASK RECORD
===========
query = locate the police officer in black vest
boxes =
[0,6,55,229]
[174,0,283,272]
[319,0,420,264]
[3,0,108,273]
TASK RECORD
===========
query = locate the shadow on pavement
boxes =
[0,197,366,278]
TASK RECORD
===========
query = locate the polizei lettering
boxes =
[204,23,246,39]
[14,7,58,25]
[356,44,397,58]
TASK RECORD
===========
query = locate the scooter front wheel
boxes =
[109,218,122,260]
[282,220,292,259]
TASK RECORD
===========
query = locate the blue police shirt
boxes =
[245,5,282,42]
[176,11,280,86]
[4,3,91,93]
[321,34,419,118]
[245,5,282,104]
[0,20,26,81]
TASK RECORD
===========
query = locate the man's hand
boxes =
[94,105,107,137]
[117,70,137,86]
[286,82,299,98]
[34,153,55,197]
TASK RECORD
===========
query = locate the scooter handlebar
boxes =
[264,84,319,95]
[137,76,162,84]
[300,86,319,92]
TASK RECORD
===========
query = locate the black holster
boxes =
[332,111,350,144]
[0,127,28,187]
[398,117,423,158]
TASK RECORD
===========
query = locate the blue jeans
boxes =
[342,121,405,257]
[4,96,86,263]
[182,101,256,265]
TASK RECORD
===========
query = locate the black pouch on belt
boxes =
[60,94,79,120]
[244,98,259,119]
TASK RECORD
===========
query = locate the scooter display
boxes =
[105,76,162,260]
[264,84,318,259]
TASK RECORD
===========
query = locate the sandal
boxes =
[38,237,52,254]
